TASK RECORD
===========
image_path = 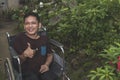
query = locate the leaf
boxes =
[108,76,114,80]
[99,75,105,80]
[90,75,97,80]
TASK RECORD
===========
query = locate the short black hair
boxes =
[23,12,40,22]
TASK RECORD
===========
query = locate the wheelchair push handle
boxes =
[50,39,63,47]
[50,39,64,53]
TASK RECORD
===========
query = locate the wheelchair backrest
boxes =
[6,32,16,47]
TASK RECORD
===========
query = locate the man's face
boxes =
[24,16,40,35]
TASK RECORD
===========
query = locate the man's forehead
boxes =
[25,16,38,22]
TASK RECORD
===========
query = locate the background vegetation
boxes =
[3,0,120,80]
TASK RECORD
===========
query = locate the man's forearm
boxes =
[45,53,53,66]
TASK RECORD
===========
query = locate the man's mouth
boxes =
[28,28,34,32]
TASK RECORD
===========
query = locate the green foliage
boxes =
[88,65,116,80]
[88,42,120,80]
[100,42,120,64]
[12,5,30,31]
[47,0,120,57]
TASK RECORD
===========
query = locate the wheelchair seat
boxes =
[5,31,66,80]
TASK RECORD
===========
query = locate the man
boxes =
[13,12,53,80]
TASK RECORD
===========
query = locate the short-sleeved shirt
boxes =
[13,32,52,74]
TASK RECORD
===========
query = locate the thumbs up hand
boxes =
[23,43,35,58]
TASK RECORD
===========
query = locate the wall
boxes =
[8,0,19,9]
[0,0,19,10]
[0,0,8,10]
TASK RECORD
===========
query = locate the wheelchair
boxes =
[4,29,70,80]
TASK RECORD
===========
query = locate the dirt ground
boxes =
[0,21,17,79]
[0,21,17,58]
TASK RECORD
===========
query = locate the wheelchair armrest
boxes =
[9,47,22,75]
[9,47,18,57]
[53,52,64,67]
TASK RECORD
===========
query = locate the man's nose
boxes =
[29,23,33,27]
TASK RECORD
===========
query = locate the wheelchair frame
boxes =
[4,31,70,80]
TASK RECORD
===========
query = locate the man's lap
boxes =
[22,72,42,80]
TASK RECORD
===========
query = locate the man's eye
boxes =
[25,23,29,25]
[25,22,37,25]
[26,22,37,24]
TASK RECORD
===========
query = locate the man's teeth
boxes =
[29,29,33,32]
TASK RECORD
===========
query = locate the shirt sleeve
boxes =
[13,34,26,55]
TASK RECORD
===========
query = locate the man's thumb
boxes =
[27,42,31,48]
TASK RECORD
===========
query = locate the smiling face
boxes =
[24,15,41,36]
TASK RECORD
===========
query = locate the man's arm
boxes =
[45,53,53,66]
[40,53,53,73]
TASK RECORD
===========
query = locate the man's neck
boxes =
[25,33,40,39]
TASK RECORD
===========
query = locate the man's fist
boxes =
[23,42,35,58]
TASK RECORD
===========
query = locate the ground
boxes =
[0,21,17,79]
[0,21,17,58]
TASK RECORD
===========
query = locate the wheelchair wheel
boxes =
[4,58,15,80]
